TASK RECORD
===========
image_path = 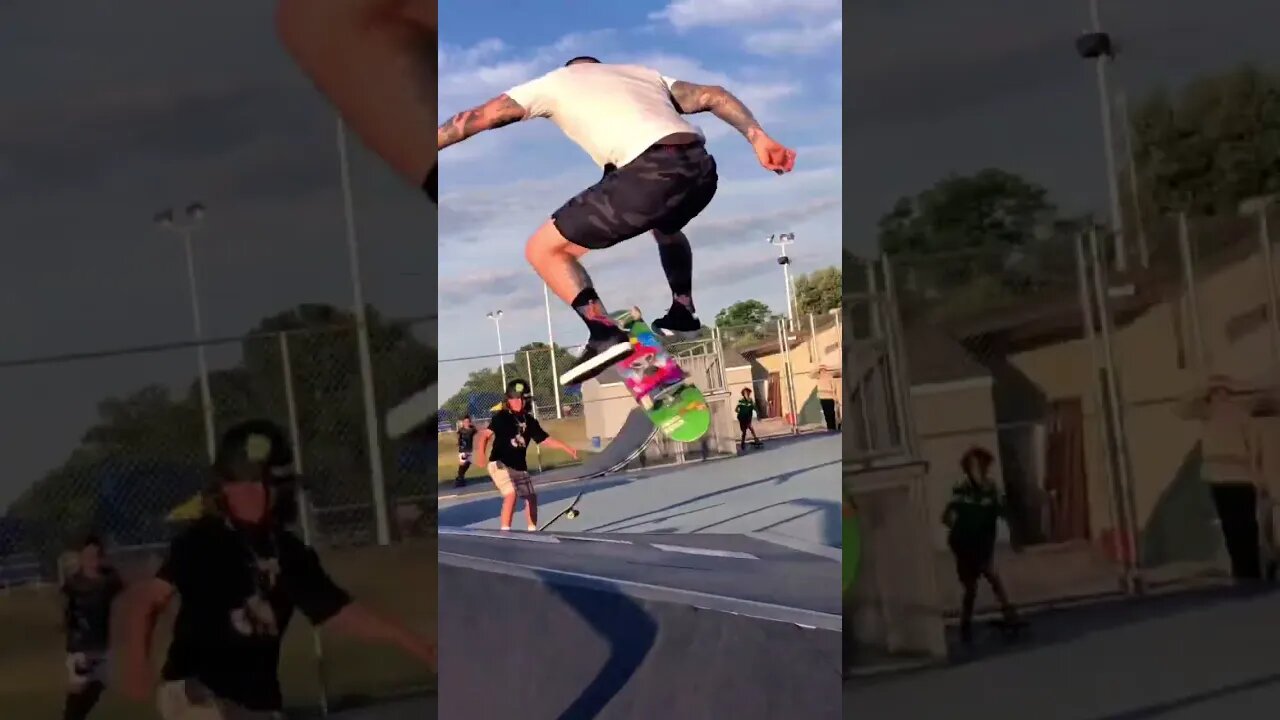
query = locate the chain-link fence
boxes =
[0,309,438,714]
[437,309,846,478]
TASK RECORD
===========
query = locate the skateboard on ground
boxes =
[615,307,710,444]
[538,492,582,531]
[987,618,1029,641]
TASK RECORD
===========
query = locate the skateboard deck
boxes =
[616,308,710,444]
[987,618,1029,640]
[538,492,583,531]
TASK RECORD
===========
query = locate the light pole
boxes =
[1075,0,1128,273]
[1241,195,1280,369]
[1116,89,1150,269]
[542,285,563,418]
[334,118,390,547]
[487,310,507,387]
[153,202,217,462]
[767,232,797,331]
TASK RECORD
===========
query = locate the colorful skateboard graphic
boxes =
[616,308,710,444]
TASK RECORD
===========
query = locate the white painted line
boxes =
[558,536,635,545]
[439,527,561,544]
[649,543,759,560]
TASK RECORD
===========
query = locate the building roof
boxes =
[900,324,990,385]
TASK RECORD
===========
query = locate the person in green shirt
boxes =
[942,446,1020,644]
[735,388,762,449]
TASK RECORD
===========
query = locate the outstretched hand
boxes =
[752,134,797,174]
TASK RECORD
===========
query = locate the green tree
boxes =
[793,266,841,316]
[1130,65,1280,216]
[440,342,578,420]
[6,303,438,554]
[877,169,1069,319]
[714,299,779,349]
[715,299,776,328]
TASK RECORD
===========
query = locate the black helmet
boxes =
[214,419,295,484]
[505,378,531,399]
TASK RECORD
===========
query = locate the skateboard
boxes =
[538,492,582,531]
[615,307,710,444]
[987,618,1029,641]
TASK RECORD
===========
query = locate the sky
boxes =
[845,0,1280,256]
[0,2,433,507]
[436,0,845,399]
[2,0,1275,510]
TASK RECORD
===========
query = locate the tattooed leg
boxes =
[525,220,617,333]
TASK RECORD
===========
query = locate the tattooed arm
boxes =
[667,81,766,143]
[438,94,528,150]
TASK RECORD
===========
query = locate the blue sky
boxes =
[438,0,843,397]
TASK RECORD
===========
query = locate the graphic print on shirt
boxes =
[230,555,281,638]
[509,417,528,451]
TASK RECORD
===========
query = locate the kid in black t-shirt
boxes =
[61,535,123,720]
[454,416,477,488]
[474,379,579,531]
[115,419,436,717]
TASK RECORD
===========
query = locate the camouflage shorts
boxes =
[552,140,718,250]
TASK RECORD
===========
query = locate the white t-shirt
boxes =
[503,63,704,169]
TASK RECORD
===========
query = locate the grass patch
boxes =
[0,539,436,719]
[437,417,593,485]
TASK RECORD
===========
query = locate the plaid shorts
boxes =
[488,463,534,498]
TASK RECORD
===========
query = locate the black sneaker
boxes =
[560,325,632,386]
[651,302,702,337]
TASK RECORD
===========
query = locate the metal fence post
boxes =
[1074,233,1125,591]
[1089,229,1141,591]
[1255,208,1280,372]
[1177,212,1208,375]
[279,331,330,716]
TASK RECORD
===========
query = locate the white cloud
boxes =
[652,0,841,30]
[744,18,843,56]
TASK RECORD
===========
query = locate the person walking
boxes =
[61,535,123,720]
[736,387,763,449]
[943,446,1021,645]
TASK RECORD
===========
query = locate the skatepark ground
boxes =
[847,582,1280,719]
[438,430,843,719]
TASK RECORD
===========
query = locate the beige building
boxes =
[904,235,1280,565]
[737,310,843,427]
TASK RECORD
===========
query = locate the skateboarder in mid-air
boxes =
[437,56,797,387]
[736,388,763,449]
[942,446,1022,645]
[455,415,476,488]
[475,380,580,531]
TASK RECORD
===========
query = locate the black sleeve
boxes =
[155,528,201,592]
[282,538,352,626]
[528,416,550,444]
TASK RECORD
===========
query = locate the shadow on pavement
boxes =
[437,478,631,528]
[1091,670,1280,719]
[851,583,1280,687]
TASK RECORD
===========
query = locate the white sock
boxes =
[527,524,538,531]
[499,525,511,531]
